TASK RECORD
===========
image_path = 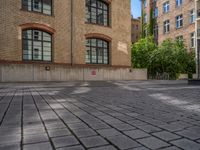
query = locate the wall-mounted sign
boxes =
[91,70,96,75]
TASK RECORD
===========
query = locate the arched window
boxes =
[85,38,109,64]
[86,0,109,26]
[22,0,52,15]
[22,29,52,61]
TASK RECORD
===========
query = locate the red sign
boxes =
[91,70,96,75]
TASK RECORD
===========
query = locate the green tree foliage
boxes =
[132,36,157,68]
[132,37,196,79]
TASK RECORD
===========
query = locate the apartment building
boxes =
[0,0,141,82]
[142,0,195,51]
[131,17,141,43]
[196,0,200,78]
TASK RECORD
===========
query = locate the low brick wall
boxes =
[0,64,147,82]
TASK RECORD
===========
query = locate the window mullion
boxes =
[96,1,98,24]
[31,0,33,11]
[96,39,98,64]
[32,30,34,61]
[41,0,43,13]
[90,40,92,63]
[41,31,43,61]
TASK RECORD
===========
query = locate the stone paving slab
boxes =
[0,81,200,150]
[170,139,200,150]
[137,137,170,149]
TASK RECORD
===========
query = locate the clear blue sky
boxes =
[131,0,141,18]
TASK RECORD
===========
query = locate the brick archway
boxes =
[19,23,56,34]
[104,0,112,4]
[85,33,112,42]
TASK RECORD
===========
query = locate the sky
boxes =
[131,0,141,18]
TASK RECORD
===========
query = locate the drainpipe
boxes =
[70,0,73,66]
[198,40,200,79]
[196,1,200,79]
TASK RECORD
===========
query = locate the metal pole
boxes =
[70,0,73,66]
[198,40,200,79]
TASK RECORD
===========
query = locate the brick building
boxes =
[196,0,200,78]
[0,0,147,81]
[142,0,195,51]
[131,17,141,43]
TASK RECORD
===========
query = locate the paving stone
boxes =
[176,129,200,140]
[126,120,148,126]
[52,136,79,148]
[0,134,21,145]
[137,124,162,133]
[160,121,191,132]
[159,146,181,150]
[170,139,200,150]
[111,123,136,131]
[129,147,149,150]
[97,128,121,137]
[80,136,108,148]
[89,123,110,130]
[89,145,117,150]
[57,145,85,150]
[68,123,89,130]
[197,139,200,143]
[137,137,170,149]
[152,131,181,141]
[124,129,150,139]
[0,127,21,135]
[0,143,20,150]
[107,135,141,149]
[23,128,46,135]
[47,128,71,137]
[45,122,66,129]
[72,128,97,138]
[23,133,49,144]
[23,142,53,150]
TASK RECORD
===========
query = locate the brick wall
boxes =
[0,0,131,67]
[157,0,195,51]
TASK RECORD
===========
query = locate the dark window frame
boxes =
[86,0,109,26]
[22,29,53,62]
[22,0,53,16]
[85,38,109,64]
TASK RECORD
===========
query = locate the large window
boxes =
[163,20,170,34]
[22,29,52,61]
[163,1,169,13]
[176,14,183,29]
[22,0,52,15]
[176,0,183,7]
[190,9,195,24]
[153,7,158,18]
[85,38,109,64]
[176,35,183,42]
[190,32,195,48]
[86,0,109,26]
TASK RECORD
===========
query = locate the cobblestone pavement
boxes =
[0,81,200,150]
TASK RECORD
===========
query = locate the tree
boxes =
[132,38,196,79]
[131,36,157,68]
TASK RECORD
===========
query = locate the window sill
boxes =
[23,60,52,64]
[163,32,170,35]
[20,9,55,17]
[176,27,183,30]
[85,22,112,28]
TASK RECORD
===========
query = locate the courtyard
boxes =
[0,81,200,150]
